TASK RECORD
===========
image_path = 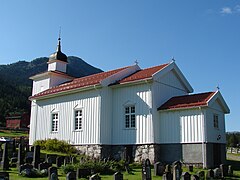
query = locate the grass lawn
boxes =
[0,130,28,137]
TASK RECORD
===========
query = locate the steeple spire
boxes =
[57,27,61,52]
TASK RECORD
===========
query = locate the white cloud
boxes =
[221,7,232,14]
[234,5,240,12]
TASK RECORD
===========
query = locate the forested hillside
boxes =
[0,56,102,125]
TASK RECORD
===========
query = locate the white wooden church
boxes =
[29,38,230,168]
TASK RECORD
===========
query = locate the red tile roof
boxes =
[158,92,216,110]
[119,63,169,83]
[31,66,129,99]
[30,63,169,99]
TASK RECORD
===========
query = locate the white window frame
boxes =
[51,112,59,132]
[74,109,83,131]
[125,105,136,129]
[213,114,219,129]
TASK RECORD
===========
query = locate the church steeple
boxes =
[48,36,68,72]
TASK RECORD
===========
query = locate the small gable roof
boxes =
[158,91,230,113]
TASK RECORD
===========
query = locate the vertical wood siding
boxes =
[29,89,101,145]
[159,109,204,143]
[152,69,188,143]
[111,83,153,144]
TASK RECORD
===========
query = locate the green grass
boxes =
[0,130,28,137]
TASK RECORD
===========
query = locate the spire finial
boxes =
[171,56,175,62]
[57,27,61,52]
[134,59,139,65]
[216,84,220,91]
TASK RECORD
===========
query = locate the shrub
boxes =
[33,138,77,154]
[61,164,75,174]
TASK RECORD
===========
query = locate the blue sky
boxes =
[0,1,239,131]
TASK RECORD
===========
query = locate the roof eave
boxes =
[158,105,208,112]
[29,84,102,101]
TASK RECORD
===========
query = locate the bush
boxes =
[61,164,75,174]
[33,138,77,154]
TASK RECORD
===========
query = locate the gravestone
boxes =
[206,169,214,180]
[64,156,71,166]
[56,156,64,167]
[154,162,165,176]
[19,163,33,174]
[30,146,34,152]
[12,139,16,154]
[25,151,33,164]
[50,172,58,180]
[1,143,9,170]
[47,156,57,164]
[228,165,233,176]
[220,164,228,177]
[71,156,77,164]
[0,172,9,180]
[89,174,101,180]
[162,172,172,180]
[38,162,52,170]
[48,166,58,180]
[17,144,24,167]
[165,164,171,173]
[213,168,221,179]
[66,171,76,180]
[181,172,191,180]
[188,165,193,172]
[32,145,40,168]
[173,164,182,180]
[142,158,152,180]
[197,171,204,180]
[76,168,91,179]
[25,143,30,152]
[113,172,123,180]
[191,175,199,180]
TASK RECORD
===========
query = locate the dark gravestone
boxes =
[228,165,233,176]
[56,156,64,167]
[48,166,58,180]
[173,164,182,180]
[12,139,16,154]
[47,156,56,164]
[17,144,24,167]
[76,168,91,179]
[64,156,71,166]
[188,165,193,172]
[19,163,33,174]
[0,172,9,180]
[113,172,123,180]
[181,172,191,180]
[206,169,214,180]
[25,144,30,152]
[25,151,33,164]
[90,174,101,180]
[154,162,165,176]
[197,171,204,180]
[213,168,221,179]
[162,172,172,180]
[50,172,58,180]
[30,146,34,152]
[66,171,76,180]
[38,162,52,170]
[1,143,9,170]
[32,145,40,168]
[220,164,228,177]
[191,175,199,180]
[142,159,151,180]
[71,156,77,164]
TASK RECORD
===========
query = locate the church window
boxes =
[51,113,59,132]
[213,114,219,129]
[125,106,136,128]
[75,109,83,130]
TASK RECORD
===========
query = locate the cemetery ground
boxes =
[0,130,28,138]
[3,153,240,179]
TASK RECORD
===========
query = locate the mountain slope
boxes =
[0,56,103,125]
